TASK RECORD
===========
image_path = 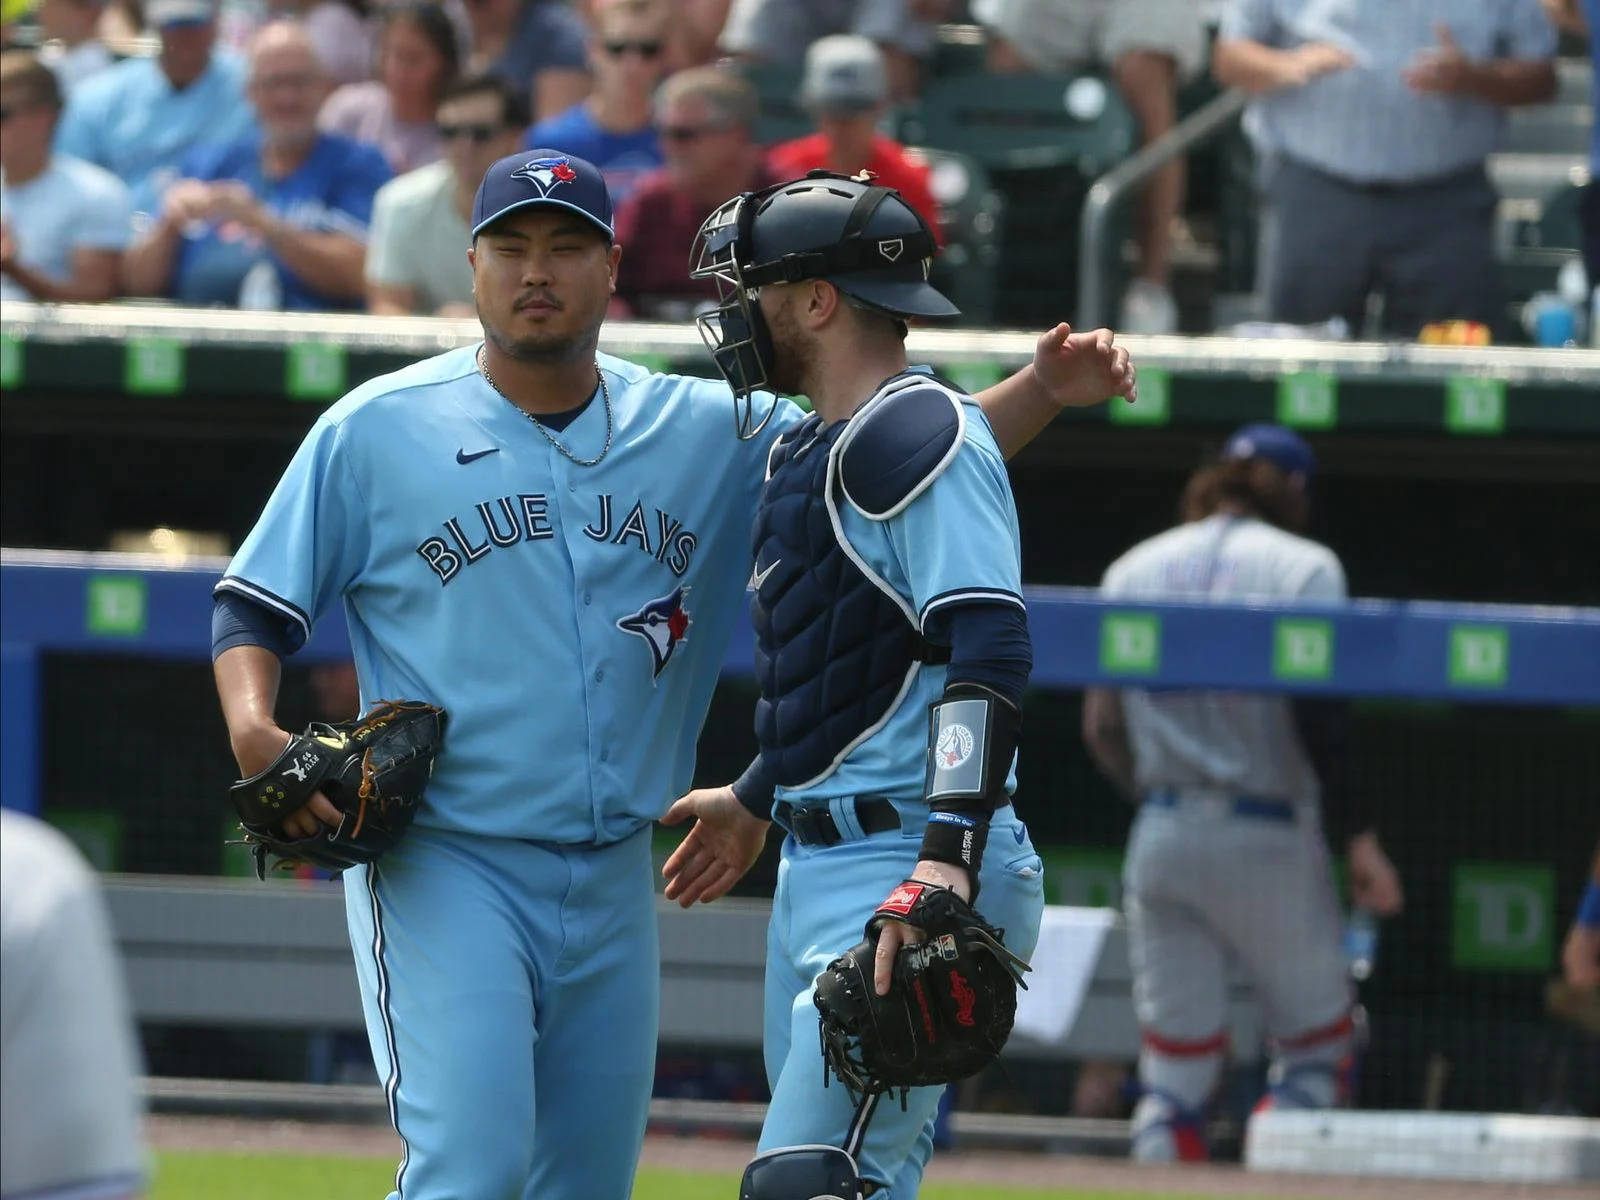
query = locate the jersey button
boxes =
[594,668,604,682]
[584,591,592,605]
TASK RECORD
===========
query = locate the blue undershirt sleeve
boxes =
[927,600,1032,708]
[211,590,305,661]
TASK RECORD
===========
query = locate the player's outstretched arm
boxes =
[660,786,770,907]
[974,323,1137,460]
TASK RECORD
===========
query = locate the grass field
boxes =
[148,1151,1260,1200]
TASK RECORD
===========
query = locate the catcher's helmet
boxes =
[689,171,957,438]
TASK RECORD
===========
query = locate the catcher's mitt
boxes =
[814,880,1030,1095]
[229,699,446,879]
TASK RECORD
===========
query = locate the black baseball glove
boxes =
[229,699,446,879]
[814,880,1030,1095]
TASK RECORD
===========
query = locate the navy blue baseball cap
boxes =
[471,150,614,242]
[1222,422,1316,479]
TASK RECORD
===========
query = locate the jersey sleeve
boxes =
[214,414,370,646]
[77,173,135,253]
[325,146,391,239]
[882,435,1024,629]
[1293,548,1348,601]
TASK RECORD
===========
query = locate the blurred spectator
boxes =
[1214,1,1557,338]
[1,49,131,302]
[461,0,589,122]
[976,0,1207,334]
[36,0,115,94]
[612,65,777,318]
[1563,843,1600,992]
[54,0,255,216]
[666,0,733,70]
[1,810,148,1200]
[319,1,458,173]
[720,0,955,102]
[1542,0,1597,296]
[122,20,391,309]
[523,0,667,205]
[366,71,526,314]
[765,34,940,235]
[222,0,374,88]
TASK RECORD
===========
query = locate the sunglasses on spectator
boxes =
[604,39,663,59]
[660,124,726,143]
[438,122,504,143]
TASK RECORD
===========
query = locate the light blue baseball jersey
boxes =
[219,347,802,844]
[774,386,1024,808]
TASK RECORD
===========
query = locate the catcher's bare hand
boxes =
[660,786,769,907]
[232,723,341,838]
[872,859,974,995]
[1031,322,1137,410]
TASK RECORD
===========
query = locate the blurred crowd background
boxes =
[1,0,1594,343]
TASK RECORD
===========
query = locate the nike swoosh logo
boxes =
[749,558,781,590]
[456,447,500,464]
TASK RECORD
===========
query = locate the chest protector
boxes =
[750,375,965,789]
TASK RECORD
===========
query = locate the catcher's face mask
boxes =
[689,190,783,440]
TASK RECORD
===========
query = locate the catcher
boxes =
[663,172,1071,1198]
[228,699,446,879]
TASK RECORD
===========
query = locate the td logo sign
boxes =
[1452,862,1554,972]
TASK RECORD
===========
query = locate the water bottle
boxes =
[1344,907,1379,982]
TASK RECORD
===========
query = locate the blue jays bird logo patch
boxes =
[617,586,691,680]
[510,156,579,196]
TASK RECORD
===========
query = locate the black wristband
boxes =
[730,755,776,822]
[918,810,989,877]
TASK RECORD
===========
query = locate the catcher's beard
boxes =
[762,296,815,398]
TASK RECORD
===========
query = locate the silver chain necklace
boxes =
[477,346,613,468]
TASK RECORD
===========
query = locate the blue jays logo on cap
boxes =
[617,586,692,681]
[471,149,615,241]
[511,156,580,196]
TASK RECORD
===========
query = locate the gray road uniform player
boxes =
[1,810,147,1200]
[1083,424,1403,1163]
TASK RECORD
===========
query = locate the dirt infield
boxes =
[147,1116,1596,1199]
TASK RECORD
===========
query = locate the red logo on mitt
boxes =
[878,882,925,916]
[949,970,977,1026]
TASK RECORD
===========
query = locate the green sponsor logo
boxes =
[1273,618,1334,681]
[1109,366,1169,425]
[0,334,21,389]
[1277,371,1337,429]
[1445,377,1506,435]
[1100,612,1160,676]
[1040,847,1124,907]
[286,342,348,400]
[124,338,185,394]
[86,576,147,636]
[1449,624,1508,688]
[941,361,1006,394]
[1452,862,1554,972]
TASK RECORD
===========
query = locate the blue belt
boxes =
[1145,788,1295,823]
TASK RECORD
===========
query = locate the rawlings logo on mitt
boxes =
[814,881,1030,1096]
[228,699,446,879]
